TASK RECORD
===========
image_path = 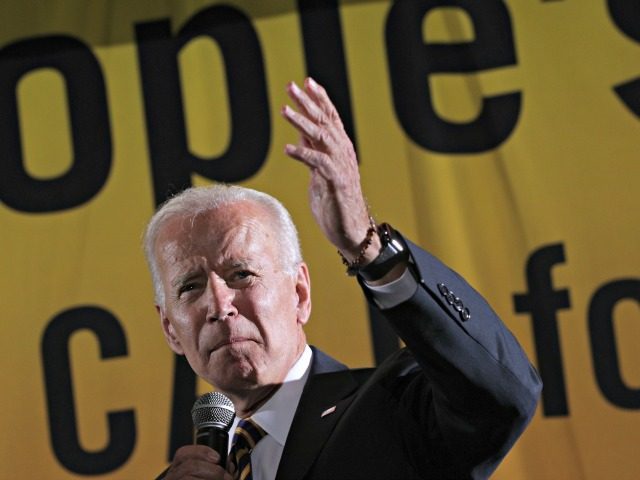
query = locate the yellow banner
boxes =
[1,1,638,478]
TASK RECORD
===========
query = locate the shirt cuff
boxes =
[363,267,418,309]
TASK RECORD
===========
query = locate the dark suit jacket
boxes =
[156,237,541,480]
[275,239,542,480]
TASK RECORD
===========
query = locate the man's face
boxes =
[154,201,311,397]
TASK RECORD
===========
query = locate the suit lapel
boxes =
[275,348,369,480]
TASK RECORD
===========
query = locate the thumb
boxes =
[227,459,236,476]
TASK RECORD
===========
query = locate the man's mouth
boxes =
[212,337,254,351]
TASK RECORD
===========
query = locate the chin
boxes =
[211,359,261,391]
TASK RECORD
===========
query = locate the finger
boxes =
[173,445,222,463]
[281,105,336,148]
[284,144,334,179]
[286,81,325,122]
[304,77,345,130]
[165,460,226,479]
[163,445,228,479]
[300,135,313,149]
[227,459,236,477]
[288,80,345,138]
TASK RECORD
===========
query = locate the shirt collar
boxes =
[232,345,313,446]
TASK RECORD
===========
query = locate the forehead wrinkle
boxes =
[155,215,199,261]
[189,225,269,275]
[156,237,186,273]
[156,203,278,278]
[214,228,267,273]
[197,213,271,258]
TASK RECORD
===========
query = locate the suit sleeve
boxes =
[360,234,542,478]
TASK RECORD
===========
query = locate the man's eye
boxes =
[230,270,253,282]
[178,283,198,295]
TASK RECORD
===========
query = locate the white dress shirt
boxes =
[228,345,312,480]
[366,267,418,309]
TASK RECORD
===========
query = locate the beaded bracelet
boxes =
[338,216,377,276]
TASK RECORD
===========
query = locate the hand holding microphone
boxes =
[158,392,236,480]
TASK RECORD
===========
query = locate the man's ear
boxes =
[157,305,184,355]
[295,262,312,326]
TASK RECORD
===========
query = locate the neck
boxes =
[229,383,281,418]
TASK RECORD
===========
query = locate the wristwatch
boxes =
[357,223,410,282]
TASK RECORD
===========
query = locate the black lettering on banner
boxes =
[297,0,358,151]
[607,0,640,118]
[41,306,135,474]
[0,36,112,212]
[385,0,521,153]
[588,279,640,409]
[137,5,270,458]
[296,0,401,363]
[135,5,270,207]
[166,354,198,461]
[513,244,571,416]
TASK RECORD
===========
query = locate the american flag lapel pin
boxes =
[320,405,337,418]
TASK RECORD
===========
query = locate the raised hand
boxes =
[281,77,381,265]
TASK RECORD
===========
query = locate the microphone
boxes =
[191,391,236,466]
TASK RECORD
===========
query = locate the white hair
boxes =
[143,184,303,305]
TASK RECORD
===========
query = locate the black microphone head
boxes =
[191,391,236,432]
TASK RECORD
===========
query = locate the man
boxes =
[145,78,541,479]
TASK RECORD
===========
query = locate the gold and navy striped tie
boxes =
[229,418,267,480]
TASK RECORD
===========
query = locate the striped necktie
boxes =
[229,418,267,480]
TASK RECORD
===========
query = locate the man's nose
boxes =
[205,274,238,321]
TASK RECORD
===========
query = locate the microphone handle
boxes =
[195,427,229,466]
